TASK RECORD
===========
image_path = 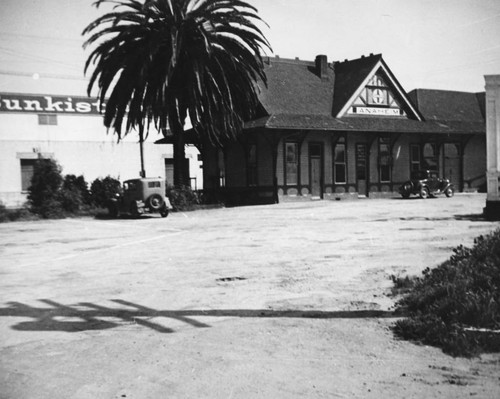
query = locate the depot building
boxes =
[0,53,486,208]
[167,53,486,205]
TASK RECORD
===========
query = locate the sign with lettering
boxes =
[348,106,405,116]
[0,93,106,115]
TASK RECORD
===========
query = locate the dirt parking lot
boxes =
[1,193,500,398]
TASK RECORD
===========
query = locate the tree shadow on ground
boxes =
[0,299,398,334]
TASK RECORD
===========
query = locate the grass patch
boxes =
[390,274,418,296]
[393,228,500,357]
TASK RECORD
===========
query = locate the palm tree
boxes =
[83,0,271,187]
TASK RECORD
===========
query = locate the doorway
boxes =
[356,143,368,196]
[443,143,461,190]
[309,143,323,199]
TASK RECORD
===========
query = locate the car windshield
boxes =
[123,180,139,192]
[411,171,428,180]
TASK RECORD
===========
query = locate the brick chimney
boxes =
[315,54,329,80]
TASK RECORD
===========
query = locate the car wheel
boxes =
[107,203,119,218]
[147,194,164,211]
[160,206,169,218]
[129,201,141,218]
[419,187,430,199]
[445,187,454,198]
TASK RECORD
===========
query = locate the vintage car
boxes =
[107,177,172,218]
[399,170,454,199]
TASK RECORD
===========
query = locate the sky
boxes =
[0,0,499,95]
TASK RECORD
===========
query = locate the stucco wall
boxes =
[0,112,201,207]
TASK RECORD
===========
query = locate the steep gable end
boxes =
[334,56,422,121]
[347,72,407,117]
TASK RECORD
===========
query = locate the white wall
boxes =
[0,112,201,208]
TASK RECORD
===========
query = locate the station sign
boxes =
[348,106,405,116]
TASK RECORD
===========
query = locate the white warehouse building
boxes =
[0,90,202,208]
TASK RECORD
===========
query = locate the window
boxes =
[367,87,388,106]
[379,137,391,182]
[247,143,257,186]
[334,138,346,184]
[422,143,438,173]
[164,159,174,186]
[20,159,37,191]
[410,144,420,173]
[285,142,298,185]
[38,114,57,125]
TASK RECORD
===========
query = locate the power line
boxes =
[0,46,83,71]
[0,70,87,81]
[0,31,84,45]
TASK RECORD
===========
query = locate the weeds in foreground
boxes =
[393,229,500,357]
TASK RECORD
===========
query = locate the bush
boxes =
[63,175,91,204]
[0,202,9,222]
[0,202,38,223]
[166,185,201,211]
[393,229,500,357]
[59,174,93,213]
[27,158,65,218]
[25,158,96,218]
[90,176,121,207]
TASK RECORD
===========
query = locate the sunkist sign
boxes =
[0,93,106,115]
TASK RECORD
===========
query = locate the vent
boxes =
[38,114,57,125]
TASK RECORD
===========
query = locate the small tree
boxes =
[27,158,64,218]
[90,176,122,207]
[59,174,92,213]
[63,175,91,205]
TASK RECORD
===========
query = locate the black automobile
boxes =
[399,170,454,199]
[107,177,172,218]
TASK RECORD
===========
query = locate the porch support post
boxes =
[271,135,279,203]
[484,75,500,219]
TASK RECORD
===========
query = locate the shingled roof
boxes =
[257,57,335,116]
[158,53,486,145]
[248,54,485,135]
[408,89,485,122]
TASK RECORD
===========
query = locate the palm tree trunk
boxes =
[139,125,146,178]
[171,121,187,188]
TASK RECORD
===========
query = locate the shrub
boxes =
[166,185,201,211]
[0,202,38,223]
[63,175,91,204]
[90,176,121,207]
[393,229,500,357]
[0,202,9,223]
[59,174,92,213]
[27,158,65,218]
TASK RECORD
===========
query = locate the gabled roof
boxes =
[331,54,382,116]
[256,53,423,124]
[333,54,423,120]
[249,53,484,135]
[257,57,334,116]
[408,89,485,122]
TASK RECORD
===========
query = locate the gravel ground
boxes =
[1,193,500,398]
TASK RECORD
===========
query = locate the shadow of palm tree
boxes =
[0,299,399,333]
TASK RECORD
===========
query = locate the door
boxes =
[443,143,461,190]
[356,143,368,196]
[309,143,323,198]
